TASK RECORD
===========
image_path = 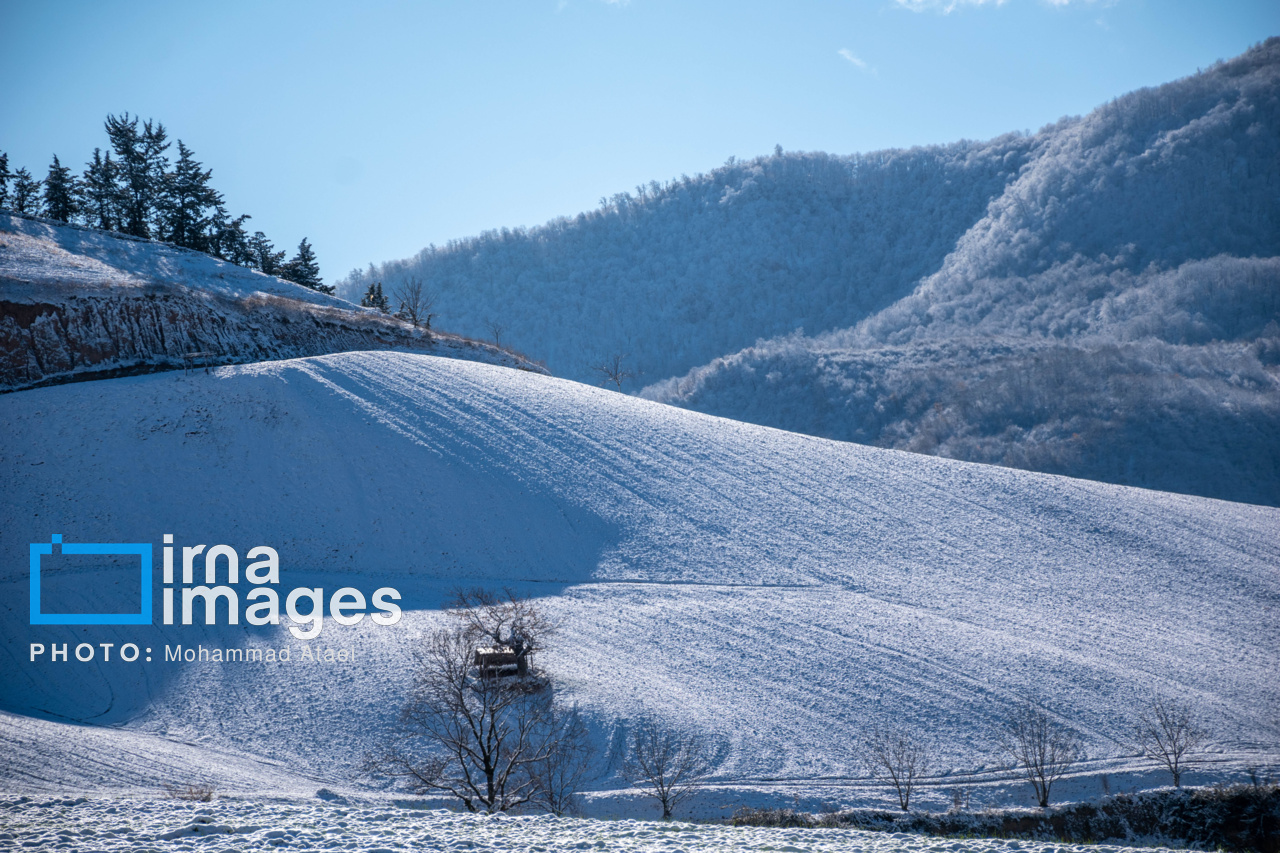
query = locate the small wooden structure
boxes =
[182,351,216,375]
[474,646,522,679]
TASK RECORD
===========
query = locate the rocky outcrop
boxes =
[0,289,541,391]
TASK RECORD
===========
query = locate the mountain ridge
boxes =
[340,40,1279,382]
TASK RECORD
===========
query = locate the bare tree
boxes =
[528,704,595,816]
[364,592,573,813]
[621,716,714,819]
[947,786,973,813]
[864,725,931,811]
[998,700,1084,808]
[590,352,635,391]
[485,319,508,349]
[1134,696,1208,787]
[393,275,436,329]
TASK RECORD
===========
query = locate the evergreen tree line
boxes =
[0,114,329,293]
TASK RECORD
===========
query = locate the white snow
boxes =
[0,351,1276,816]
[0,796,1188,853]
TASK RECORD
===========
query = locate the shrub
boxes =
[163,782,215,802]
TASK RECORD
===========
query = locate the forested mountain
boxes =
[345,39,1280,505]
[340,138,1037,383]
[648,40,1280,505]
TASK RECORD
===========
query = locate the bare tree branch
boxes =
[485,319,508,349]
[998,699,1084,808]
[528,704,595,816]
[589,352,635,391]
[364,592,579,814]
[1135,695,1208,787]
[864,725,931,811]
[621,716,714,819]
[449,587,558,677]
[393,275,437,329]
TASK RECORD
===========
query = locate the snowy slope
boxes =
[0,213,544,390]
[0,213,349,307]
[1,352,1276,812]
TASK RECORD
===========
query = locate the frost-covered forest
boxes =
[339,138,1037,382]
[341,39,1280,505]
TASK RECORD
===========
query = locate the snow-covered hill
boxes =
[643,322,1280,507]
[0,214,544,390]
[2,352,1275,812]
[342,40,1278,390]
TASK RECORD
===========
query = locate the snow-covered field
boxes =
[1,351,1277,815]
[0,796,1186,853]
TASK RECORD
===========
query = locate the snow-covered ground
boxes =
[0,214,348,307]
[1,351,1277,815]
[0,796,1188,853]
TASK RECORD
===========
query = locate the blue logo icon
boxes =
[30,534,152,625]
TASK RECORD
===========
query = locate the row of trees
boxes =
[369,589,1217,819]
[0,115,328,293]
[359,275,527,355]
[866,696,1210,812]
[367,590,1213,820]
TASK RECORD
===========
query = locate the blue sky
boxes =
[2,0,1276,284]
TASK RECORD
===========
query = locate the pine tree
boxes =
[105,113,146,235]
[105,113,169,237]
[11,168,42,214]
[247,231,286,275]
[82,148,122,231]
[142,120,172,235]
[360,281,389,311]
[0,152,11,209]
[43,155,79,223]
[281,237,331,293]
[161,140,223,249]
[211,211,254,266]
